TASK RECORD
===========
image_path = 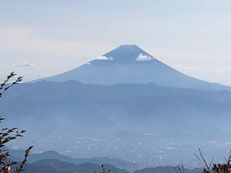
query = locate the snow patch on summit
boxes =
[136,53,153,61]
[95,56,113,61]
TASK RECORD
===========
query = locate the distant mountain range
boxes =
[3,80,231,134]
[9,149,202,173]
[21,159,202,173]
[134,166,202,173]
[9,149,135,171]
[2,80,231,166]
[20,160,129,173]
[42,44,230,90]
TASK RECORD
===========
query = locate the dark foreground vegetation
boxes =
[0,72,33,173]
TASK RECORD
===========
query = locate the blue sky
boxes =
[1,0,231,85]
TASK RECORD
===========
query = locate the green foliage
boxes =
[0,72,33,173]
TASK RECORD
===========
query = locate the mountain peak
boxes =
[42,44,231,91]
[117,44,141,49]
[89,44,156,64]
[105,44,150,56]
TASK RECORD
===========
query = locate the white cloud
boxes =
[136,53,153,61]
[95,56,113,60]
[17,61,35,67]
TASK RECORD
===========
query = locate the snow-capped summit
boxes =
[90,44,156,65]
[42,45,230,90]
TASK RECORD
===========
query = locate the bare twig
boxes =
[0,72,23,97]
[173,165,185,173]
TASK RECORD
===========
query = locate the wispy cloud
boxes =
[136,53,153,61]
[173,65,211,74]
[17,61,35,67]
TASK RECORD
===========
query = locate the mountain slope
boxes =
[43,44,230,90]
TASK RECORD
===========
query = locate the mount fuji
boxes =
[3,45,231,166]
[43,45,230,90]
